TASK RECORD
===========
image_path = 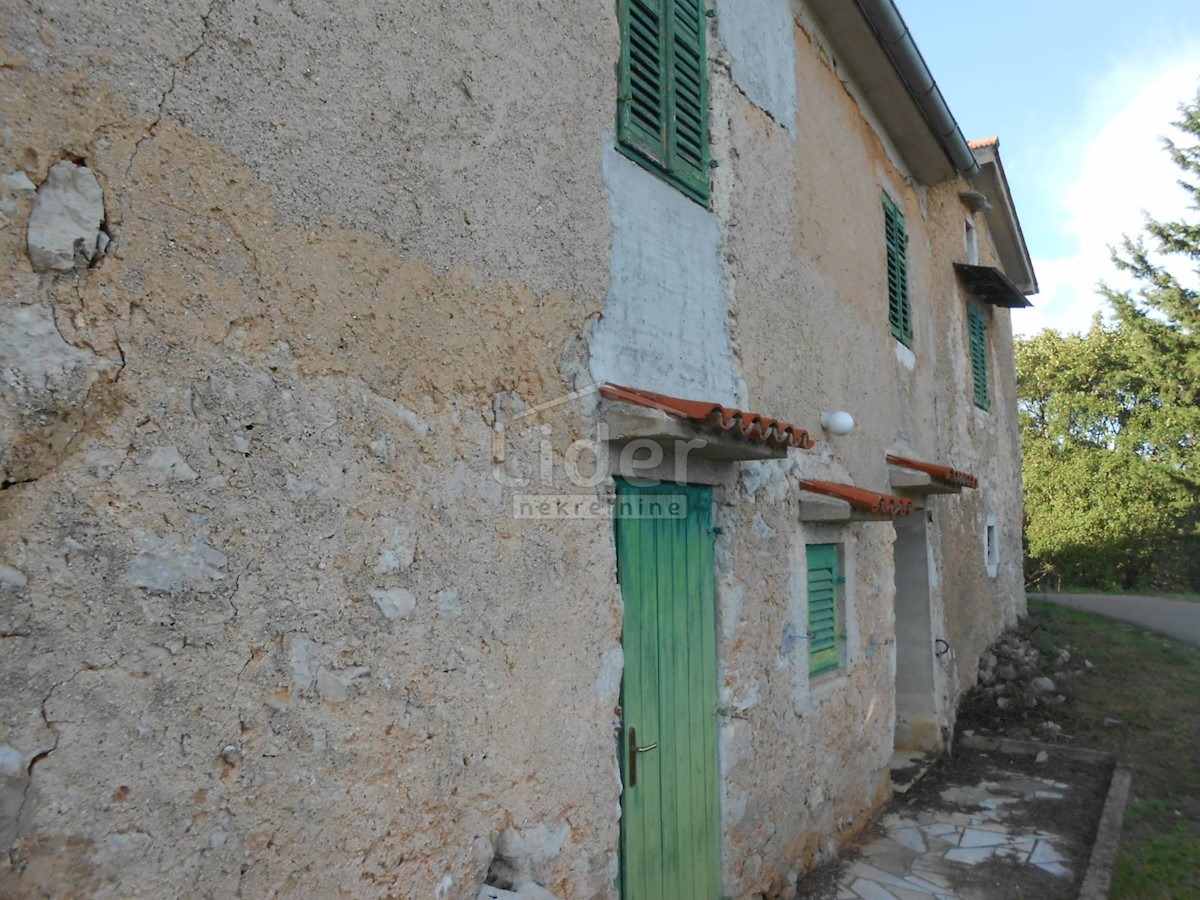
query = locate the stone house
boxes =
[0,0,1035,897]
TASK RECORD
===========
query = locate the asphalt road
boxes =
[1032,592,1200,647]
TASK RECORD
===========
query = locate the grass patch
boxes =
[1026,599,1200,898]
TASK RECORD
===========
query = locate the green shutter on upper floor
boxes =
[806,543,840,677]
[883,194,912,347]
[968,306,990,410]
[618,0,667,167]
[617,0,710,204]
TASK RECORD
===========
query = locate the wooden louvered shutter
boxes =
[665,0,708,201]
[619,0,667,166]
[884,195,912,347]
[806,544,840,676]
[618,0,709,204]
[969,306,990,410]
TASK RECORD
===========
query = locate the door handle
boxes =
[627,727,658,788]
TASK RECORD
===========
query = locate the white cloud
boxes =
[1019,63,1200,337]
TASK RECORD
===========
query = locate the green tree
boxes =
[1017,322,1195,588]
[1018,88,1200,590]
[1103,89,1200,475]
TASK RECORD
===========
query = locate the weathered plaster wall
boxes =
[716,0,798,132]
[0,3,628,896]
[590,146,741,404]
[712,474,898,895]
[694,7,1029,895]
[604,14,913,897]
[925,180,1027,695]
[0,0,1029,897]
[2,0,614,300]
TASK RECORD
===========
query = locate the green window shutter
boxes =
[968,306,990,410]
[665,0,708,200]
[617,0,709,204]
[806,543,839,676]
[883,194,912,347]
[618,0,667,166]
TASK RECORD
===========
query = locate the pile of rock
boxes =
[973,631,1088,729]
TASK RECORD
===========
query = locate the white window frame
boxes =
[984,515,998,578]
[965,217,979,266]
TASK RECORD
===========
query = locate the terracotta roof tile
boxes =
[600,383,815,450]
[799,480,915,516]
[887,454,980,489]
[969,136,999,150]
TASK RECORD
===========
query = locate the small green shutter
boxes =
[968,306,990,410]
[807,543,839,676]
[883,194,912,347]
[617,0,710,204]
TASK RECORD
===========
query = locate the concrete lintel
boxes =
[799,499,895,523]
[888,467,962,496]
[601,402,788,463]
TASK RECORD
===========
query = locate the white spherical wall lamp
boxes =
[820,411,855,436]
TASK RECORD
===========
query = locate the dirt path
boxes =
[1031,592,1200,647]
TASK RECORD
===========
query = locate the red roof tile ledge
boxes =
[799,480,915,517]
[886,454,980,490]
[599,383,816,451]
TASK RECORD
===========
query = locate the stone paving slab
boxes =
[798,746,1112,899]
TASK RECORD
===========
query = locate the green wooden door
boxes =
[615,479,720,899]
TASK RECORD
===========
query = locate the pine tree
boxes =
[1018,88,1200,589]
[1103,88,1200,474]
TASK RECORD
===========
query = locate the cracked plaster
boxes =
[0,42,617,897]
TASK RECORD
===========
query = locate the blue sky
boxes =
[898,1,1200,335]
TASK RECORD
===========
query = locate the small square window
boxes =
[965,218,979,265]
[985,517,998,578]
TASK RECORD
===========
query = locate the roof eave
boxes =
[970,142,1039,297]
[804,0,977,185]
